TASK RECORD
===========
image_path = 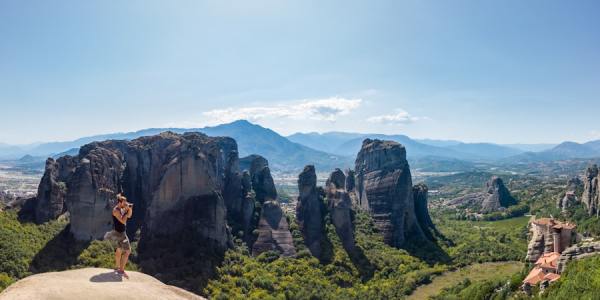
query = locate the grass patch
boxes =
[408,261,524,300]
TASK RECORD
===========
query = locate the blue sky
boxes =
[1,0,599,144]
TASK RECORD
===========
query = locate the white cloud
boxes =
[367,109,421,125]
[201,97,362,124]
[589,130,600,140]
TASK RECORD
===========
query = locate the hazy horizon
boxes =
[0,119,571,147]
[1,1,599,144]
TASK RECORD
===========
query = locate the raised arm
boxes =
[112,206,127,224]
[126,204,133,218]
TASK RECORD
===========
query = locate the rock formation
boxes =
[526,217,576,263]
[243,155,277,204]
[33,132,245,255]
[296,165,325,258]
[558,177,582,212]
[582,164,599,216]
[246,155,296,257]
[354,139,428,247]
[0,268,205,300]
[480,177,517,213]
[557,241,600,273]
[34,157,75,223]
[413,183,436,240]
[445,176,517,213]
[326,168,356,253]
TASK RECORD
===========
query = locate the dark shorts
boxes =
[103,230,131,251]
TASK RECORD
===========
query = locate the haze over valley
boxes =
[2,1,600,299]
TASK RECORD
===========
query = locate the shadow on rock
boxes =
[90,271,123,283]
[29,224,90,273]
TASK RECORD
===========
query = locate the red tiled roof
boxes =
[532,217,576,230]
[523,267,545,285]
[533,218,555,226]
[535,252,560,270]
[544,273,561,282]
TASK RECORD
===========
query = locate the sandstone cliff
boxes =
[557,241,600,273]
[481,177,518,213]
[296,165,325,258]
[445,176,517,213]
[31,132,248,287]
[413,183,437,240]
[354,139,428,247]
[558,177,582,212]
[326,168,356,253]
[582,164,599,216]
[246,155,296,257]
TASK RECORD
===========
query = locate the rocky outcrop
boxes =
[247,155,296,257]
[34,157,76,223]
[557,241,600,273]
[243,155,277,204]
[582,164,599,216]
[413,183,436,240]
[481,177,517,213]
[354,139,427,247]
[445,176,517,213]
[296,165,325,258]
[525,217,576,263]
[238,171,256,239]
[558,177,582,212]
[34,132,239,253]
[0,268,205,300]
[526,223,548,263]
[326,169,356,253]
[252,200,296,257]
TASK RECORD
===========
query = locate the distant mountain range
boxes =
[0,121,351,172]
[1,120,599,173]
[505,140,600,162]
[288,132,540,160]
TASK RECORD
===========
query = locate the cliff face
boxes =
[525,218,576,263]
[326,169,356,253]
[33,133,237,253]
[445,176,517,213]
[34,157,77,223]
[354,139,427,247]
[582,164,599,216]
[296,165,325,258]
[558,177,582,212]
[246,155,296,257]
[413,183,436,240]
[481,177,517,213]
